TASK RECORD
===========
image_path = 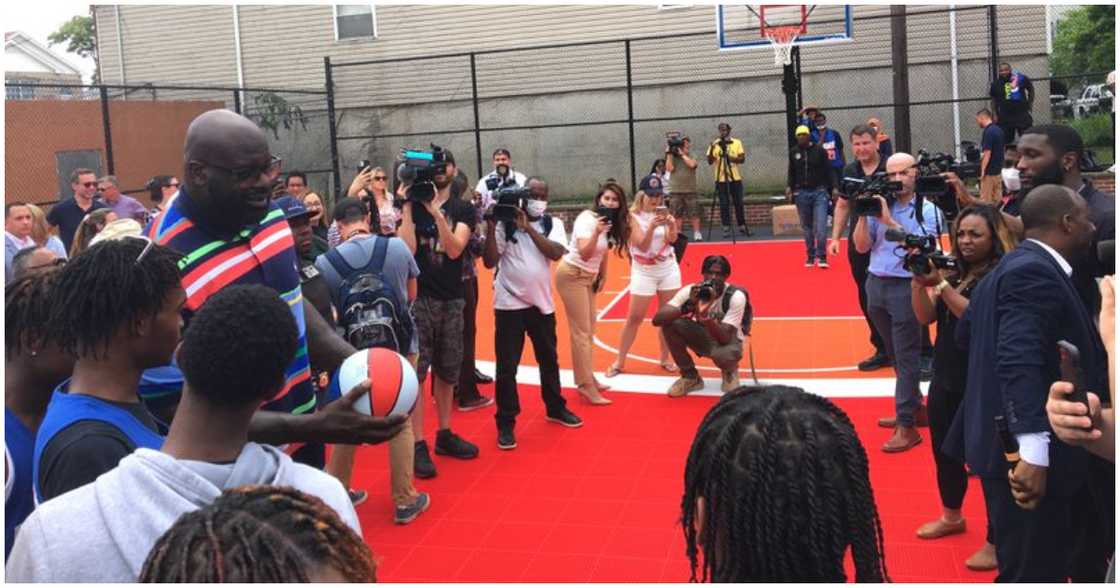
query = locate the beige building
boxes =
[91,5,1052,195]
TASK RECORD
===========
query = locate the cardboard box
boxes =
[771,204,801,236]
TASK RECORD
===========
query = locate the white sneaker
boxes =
[693,231,703,241]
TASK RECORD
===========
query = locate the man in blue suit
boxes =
[949,184,1110,581]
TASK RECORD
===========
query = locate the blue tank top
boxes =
[5,409,35,557]
[32,385,164,503]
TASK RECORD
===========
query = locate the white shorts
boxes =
[629,260,681,296]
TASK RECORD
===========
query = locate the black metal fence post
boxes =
[470,53,483,180]
[890,5,912,154]
[988,5,1000,81]
[233,89,242,114]
[324,57,342,199]
[624,40,637,197]
[99,85,115,175]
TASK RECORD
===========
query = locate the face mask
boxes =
[816,123,826,130]
[1001,168,1021,192]
[525,199,548,217]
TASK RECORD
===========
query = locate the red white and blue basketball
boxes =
[328,348,418,417]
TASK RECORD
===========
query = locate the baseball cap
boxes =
[638,173,665,196]
[332,197,369,223]
[273,195,311,221]
[795,125,812,136]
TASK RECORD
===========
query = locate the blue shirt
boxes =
[980,123,1005,176]
[866,197,944,278]
[5,409,35,557]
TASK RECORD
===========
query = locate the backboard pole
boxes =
[782,46,801,152]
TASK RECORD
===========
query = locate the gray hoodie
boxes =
[5,443,359,582]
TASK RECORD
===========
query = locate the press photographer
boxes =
[652,255,752,398]
[475,148,527,209]
[482,177,583,450]
[853,152,944,453]
[665,132,702,244]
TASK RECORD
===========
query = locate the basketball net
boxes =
[766,25,801,66]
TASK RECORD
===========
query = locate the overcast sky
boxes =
[6,1,97,80]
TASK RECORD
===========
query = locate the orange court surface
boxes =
[347,239,997,583]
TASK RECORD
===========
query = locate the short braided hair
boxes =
[680,385,889,582]
[6,268,62,360]
[140,485,376,582]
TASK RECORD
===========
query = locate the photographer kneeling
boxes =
[652,255,752,398]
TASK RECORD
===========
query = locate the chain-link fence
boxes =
[5,82,334,209]
[325,5,1074,204]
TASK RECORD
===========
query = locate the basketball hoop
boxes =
[765,25,802,66]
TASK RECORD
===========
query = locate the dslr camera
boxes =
[491,185,532,222]
[485,174,516,193]
[885,228,957,276]
[397,144,450,204]
[666,131,686,155]
[840,172,903,217]
[696,279,720,302]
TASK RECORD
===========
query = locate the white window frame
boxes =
[333,4,378,42]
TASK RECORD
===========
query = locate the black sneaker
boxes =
[457,395,495,412]
[348,489,369,506]
[395,492,431,525]
[857,350,891,372]
[804,257,815,268]
[473,368,494,384]
[545,407,584,428]
[497,427,517,450]
[435,429,479,459]
[414,440,437,479]
[920,355,934,382]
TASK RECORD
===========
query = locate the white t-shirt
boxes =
[562,209,610,274]
[494,216,568,314]
[668,283,749,342]
[475,170,528,209]
[629,211,673,261]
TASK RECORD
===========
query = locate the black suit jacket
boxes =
[947,240,1109,494]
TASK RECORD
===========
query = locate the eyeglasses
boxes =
[195,155,282,183]
[373,176,387,181]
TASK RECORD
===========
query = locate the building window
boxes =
[6,80,35,100]
[334,5,377,41]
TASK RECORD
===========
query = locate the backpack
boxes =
[721,285,754,337]
[323,236,413,353]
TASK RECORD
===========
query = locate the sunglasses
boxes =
[166,182,180,189]
[194,155,282,183]
[373,176,387,181]
[79,182,97,188]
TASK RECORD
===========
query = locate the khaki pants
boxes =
[555,259,599,389]
[979,175,1003,204]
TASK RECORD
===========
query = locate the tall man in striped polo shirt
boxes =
[147,109,404,466]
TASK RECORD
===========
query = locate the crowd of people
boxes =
[2,55,1115,581]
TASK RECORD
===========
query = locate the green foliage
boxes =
[48,16,96,59]
[247,92,307,140]
[1068,113,1115,149]
[1050,6,1115,77]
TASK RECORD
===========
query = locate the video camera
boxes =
[491,185,532,222]
[885,227,957,276]
[666,131,686,155]
[913,145,981,223]
[840,172,903,217]
[397,144,450,204]
[485,174,516,193]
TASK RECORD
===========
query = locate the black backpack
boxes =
[323,236,413,353]
[721,284,754,337]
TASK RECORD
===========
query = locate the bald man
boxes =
[854,152,945,453]
[145,109,405,468]
[947,184,1109,581]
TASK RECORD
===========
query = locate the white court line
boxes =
[479,360,925,399]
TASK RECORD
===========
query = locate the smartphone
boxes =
[357,159,371,172]
[1057,340,1092,427]
[655,205,669,216]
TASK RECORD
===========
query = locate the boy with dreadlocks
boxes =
[680,386,889,582]
[5,269,74,557]
[7,284,359,582]
[32,238,185,502]
[141,485,376,582]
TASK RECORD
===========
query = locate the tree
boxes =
[1050,5,1115,78]
[48,15,98,83]
[247,92,308,140]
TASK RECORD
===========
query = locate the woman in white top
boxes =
[346,165,400,237]
[607,174,681,377]
[554,181,631,404]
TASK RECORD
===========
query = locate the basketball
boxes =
[329,348,418,417]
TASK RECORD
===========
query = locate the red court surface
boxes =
[347,239,996,582]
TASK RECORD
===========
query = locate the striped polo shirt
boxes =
[146,189,315,417]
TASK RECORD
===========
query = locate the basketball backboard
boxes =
[716,4,853,53]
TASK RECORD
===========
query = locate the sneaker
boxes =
[857,350,891,372]
[817,258,830,269]
[738,225,750,235]
[693,230,703,242]
[457,395,495,412]
[414,440,437,479]
[668,375,704,398]
[805,257,814,268]
[473,368,494,384]
[435,429,479,459]
[545,407,584,428]
[720,370,741,393]
[348,489,368,506]
[497,427,517,450]
[394,492,431,525]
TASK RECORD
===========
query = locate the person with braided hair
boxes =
[5,268,73,558]
[680,385,889,582]
[7,285,359,582]
[140,485,376,582]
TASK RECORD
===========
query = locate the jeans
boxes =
[716,180,746,228]
[865,275,922,426]
[661,318,742,380]
[794,187,829,260]
[494,307,567,429]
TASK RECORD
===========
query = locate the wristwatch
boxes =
[933,280,951,296]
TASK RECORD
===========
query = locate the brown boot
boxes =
[916,517,966,539]
[882,426,922,453]
[878,405,929,428]
[877,415,897,428]
[964,542,998,571]
[668,375,704,398]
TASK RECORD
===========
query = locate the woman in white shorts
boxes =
[607,173,681,377]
